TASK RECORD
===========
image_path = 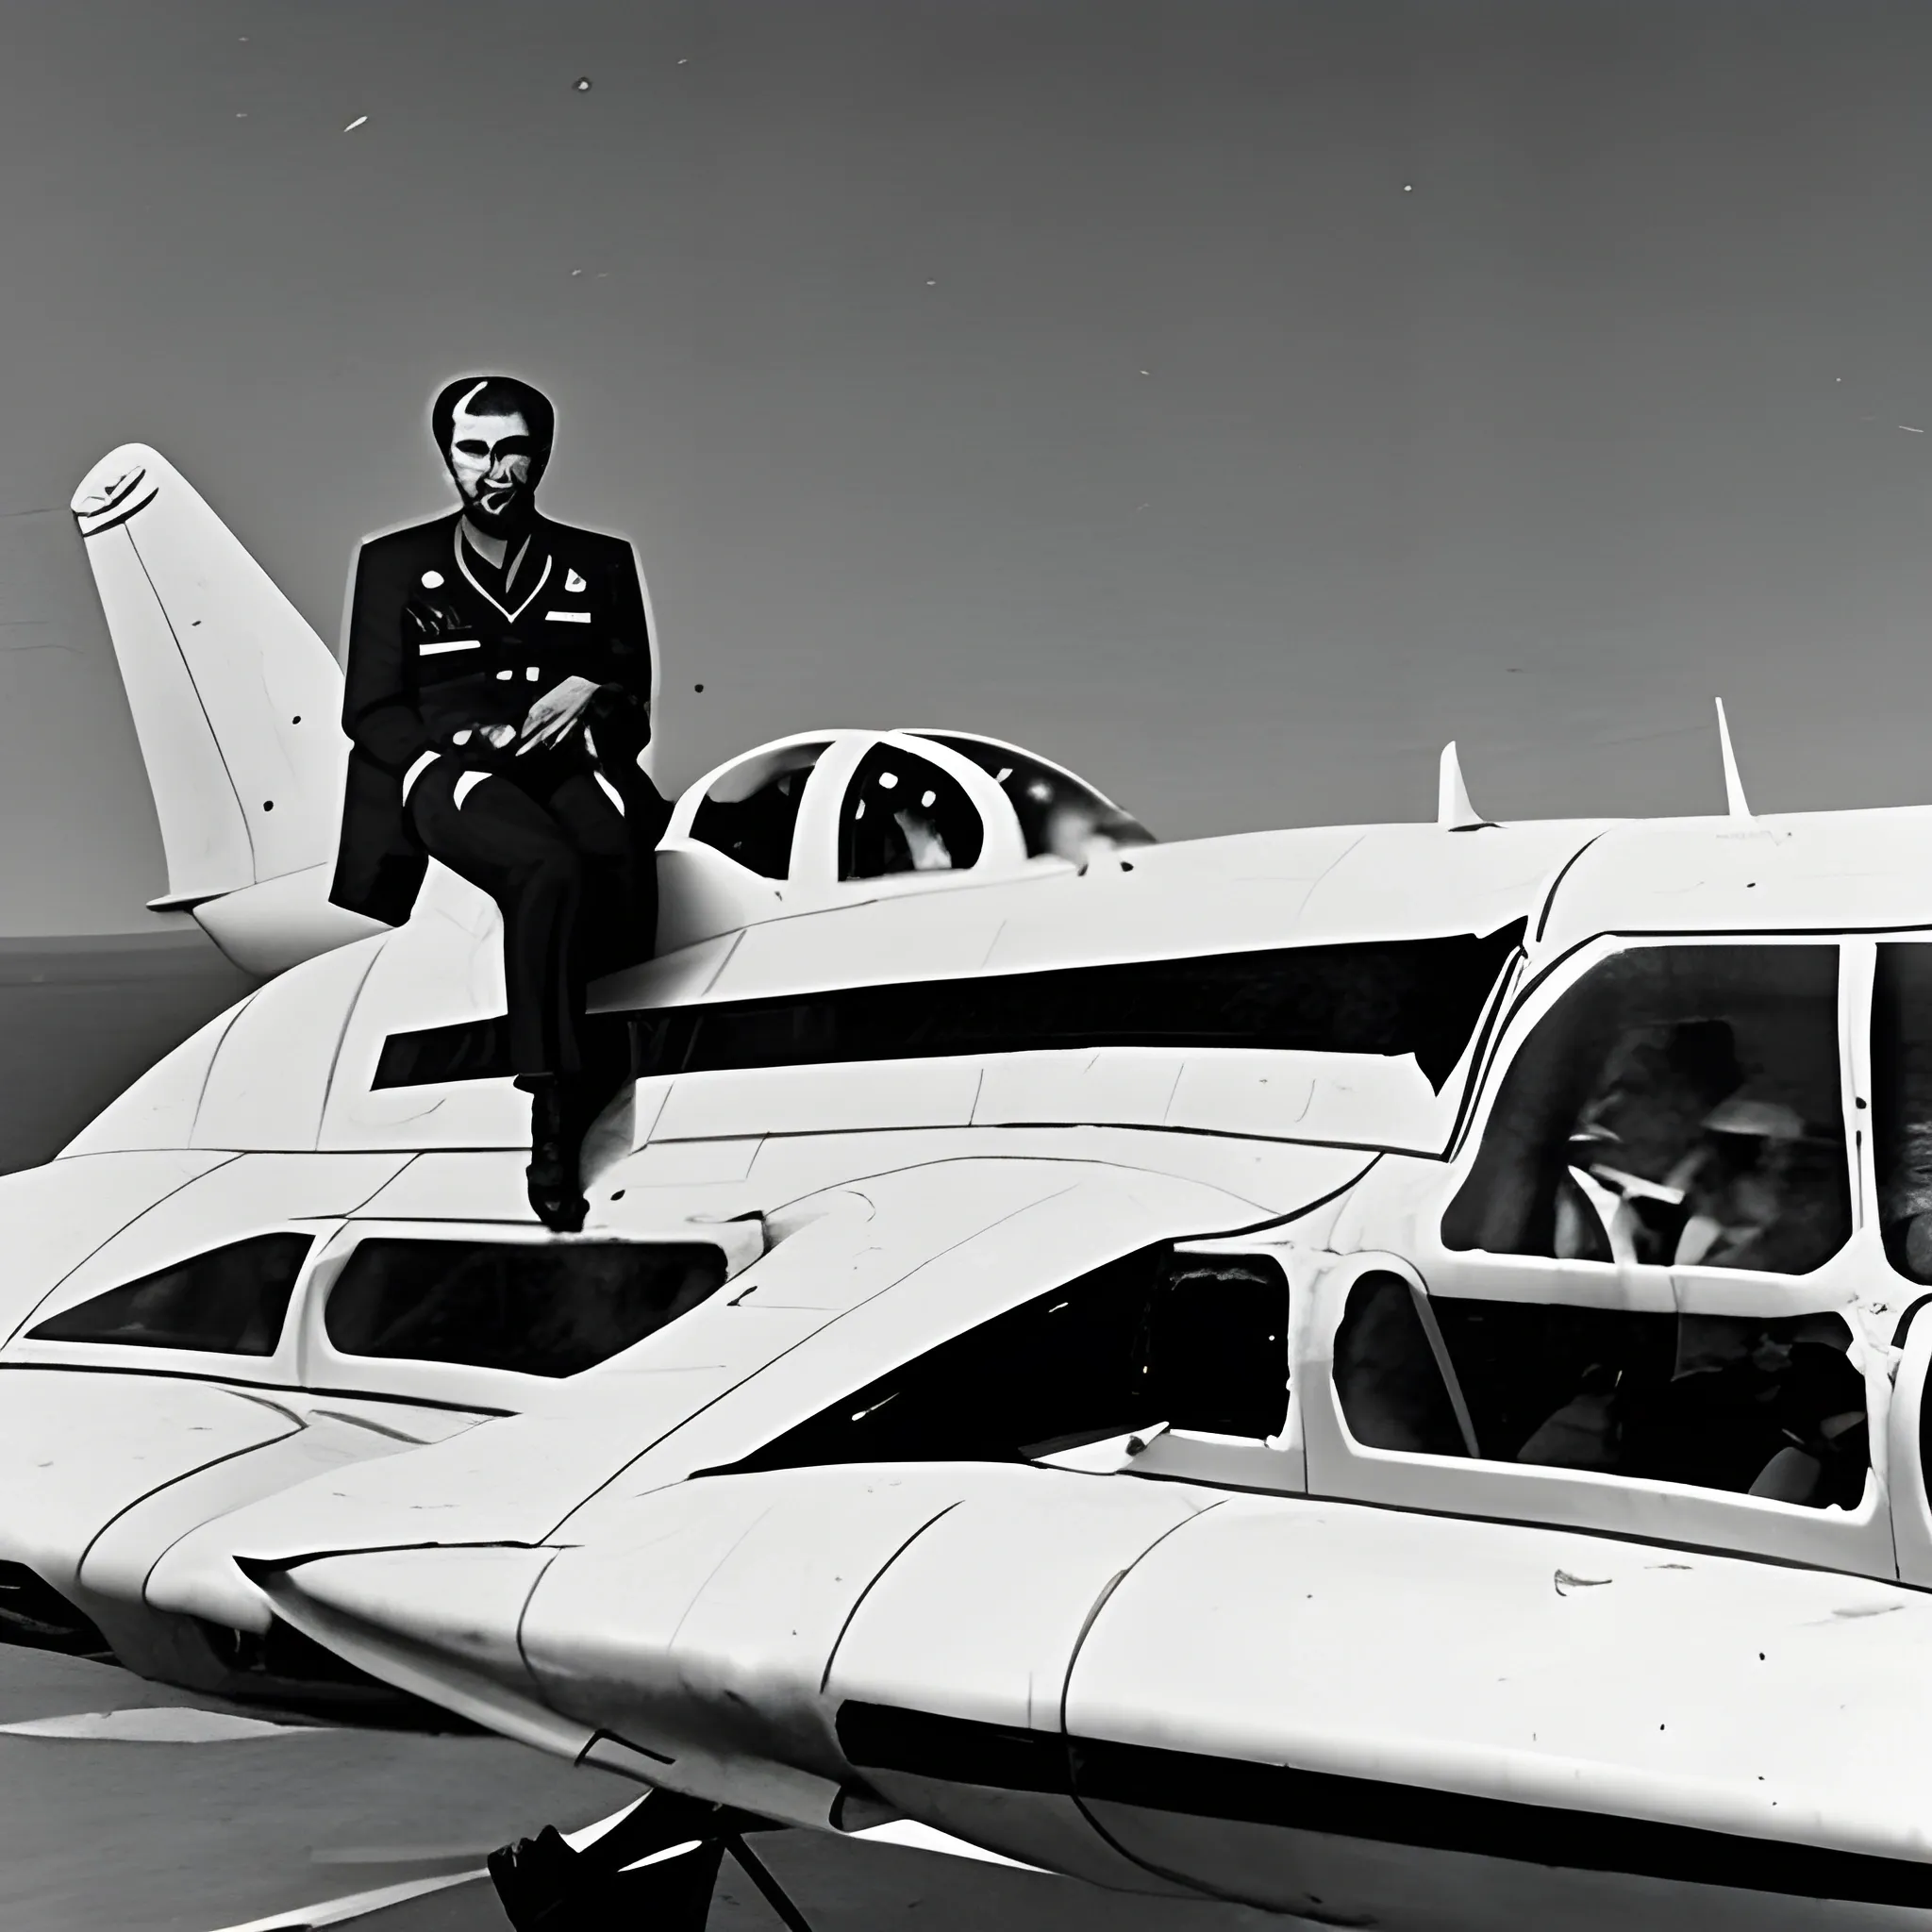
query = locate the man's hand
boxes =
[516,675,603,756]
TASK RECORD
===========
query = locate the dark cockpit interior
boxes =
[1334,1273,1870,1511]
[1444,944,1851,1275]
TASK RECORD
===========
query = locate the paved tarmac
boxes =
[0,1644,623,1931]
[0,1644,1281,1932]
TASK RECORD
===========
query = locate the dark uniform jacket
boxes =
[329,510,664,926]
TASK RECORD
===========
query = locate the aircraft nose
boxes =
[241,1543,593,1759]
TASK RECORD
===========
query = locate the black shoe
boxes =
[525,1081,589,1233]
[487,1824,598,1930]
[489,1824,724,1932]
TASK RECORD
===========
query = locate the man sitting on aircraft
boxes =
[329,375,666,1232]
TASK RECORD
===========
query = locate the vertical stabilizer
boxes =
[72,445,347,904]
[72,445,379,974]
[1437,741,1490,831]
[1715,697,1753,819]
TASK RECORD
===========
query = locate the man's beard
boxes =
[460,481,537,539]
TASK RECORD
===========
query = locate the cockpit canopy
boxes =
[672,729,1153,888]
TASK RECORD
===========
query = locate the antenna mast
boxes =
[1714,698,1752,819]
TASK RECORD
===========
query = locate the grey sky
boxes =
[5,0,1932,930]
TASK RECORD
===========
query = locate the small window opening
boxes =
[1444,945,1849,1275]
[839,743,984,880]
[325,1240,727,1378]
[690,742,827,878]
[715,1247,1289,1475]
[1331,1274,1868,1510]
[1874,944,1932,1283]
[1332,1272,1468,1456]
[1142,1260,1290,1437]
[28,1232,313,1356]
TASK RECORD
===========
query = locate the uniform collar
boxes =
[455,518,553,622]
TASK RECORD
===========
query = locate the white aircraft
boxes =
[5,442,1932,1928]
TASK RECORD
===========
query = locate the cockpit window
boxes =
[690,742,828,878]
[840,743,984,880]
[27,1232,312,1356]
[1873,945,1932,1284]
[1332,1273,1469,1456]
[917,735,1153,859]
[1442,945,1849,1274]
[1332,1273,1870,1510]
[324,1240,727,1378]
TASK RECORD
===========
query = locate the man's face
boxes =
[446,406,541,534]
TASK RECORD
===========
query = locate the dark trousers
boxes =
[406,757,639,1079]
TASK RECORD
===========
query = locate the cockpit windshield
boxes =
[914,734,1153,861]
[690,741,828,878]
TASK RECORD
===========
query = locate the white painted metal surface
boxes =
[45,438,1932,1926]
[73,445,336,901]
[653,1058,985,1141]
[193,865,385,978]
[191,941,384,1152]
[0,1148,232,1328]
[0,1372,300,1602]
[1065,1494,1932,1923]
[1535,808,1932,958]
[69,445,377,977]
[821,1468,1212,1889]
[59,1006,249,1156]
[79,1406,431,1608]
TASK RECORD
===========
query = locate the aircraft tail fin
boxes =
[72,445,380,974]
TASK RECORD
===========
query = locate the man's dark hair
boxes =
[430,375,556,460]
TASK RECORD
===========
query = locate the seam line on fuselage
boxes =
[1531,831,1608,942]
[0,1360,509,1416]
[1,1152,242,1347]
[185,999,255,1151]
[1184,1156,1380,1239]
[510,1545,568,1725]
[75,1407,309,1600]
[1058,1503,1233,1889]
[818,1500,964,1695]
[313,939,390,1155]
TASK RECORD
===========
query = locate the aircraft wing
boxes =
[0,1368,477,1682]
[248,1459,1932,1925]
[172,1153,1932,1925]
[150,1158,1264,1626]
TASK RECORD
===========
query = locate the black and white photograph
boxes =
[3,4,1932,1928]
